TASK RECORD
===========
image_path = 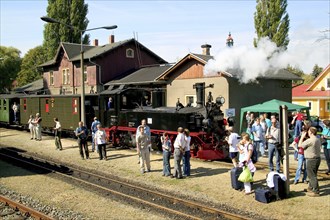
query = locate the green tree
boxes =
[311,64,323,78]
[0,46,21,93]
[254,0,290,49]
[287,65,304,77]
[43,0,89,59]
[16,46,48,87]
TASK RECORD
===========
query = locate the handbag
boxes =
[238,166,254,183]
[276,143,286,158]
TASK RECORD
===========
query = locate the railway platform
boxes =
[0,127,329,220]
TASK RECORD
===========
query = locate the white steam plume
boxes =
[204,37,329,83]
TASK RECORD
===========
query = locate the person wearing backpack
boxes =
[266,116,281,173]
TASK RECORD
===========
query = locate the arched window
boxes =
[126,48,134,58]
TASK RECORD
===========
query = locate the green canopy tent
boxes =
[240,99,310,132]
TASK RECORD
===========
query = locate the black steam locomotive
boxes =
[104,82,229,160]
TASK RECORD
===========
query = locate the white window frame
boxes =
[326,101,330,112]
[326,78,330,90]
[185,95,196,107]
[62,68,70,85]
[126,48,134,58]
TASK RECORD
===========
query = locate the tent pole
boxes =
[280,105,290,196]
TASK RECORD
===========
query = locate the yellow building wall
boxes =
[293,99,330,119]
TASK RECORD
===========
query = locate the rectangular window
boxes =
[0,99,2,110]
[84,65,88,83]
[62,68,70,85]
[326,78,330,89]
[23,98,27,111]
[50,71,54,85]
[185,95,196,107]
[45,98,49,113]
[326,101,330,112]
[72,98,78,114]
[3,99,6,110]
[67,69,70,84]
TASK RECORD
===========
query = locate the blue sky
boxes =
[1,0,329,74]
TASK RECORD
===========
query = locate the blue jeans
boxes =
[173,149,183,178]
[182,151,191,176]
[268,143,280,172]
[294,120,302,138]
[254,140,265,157]
[294,154,307,182]
[163,150,171,176]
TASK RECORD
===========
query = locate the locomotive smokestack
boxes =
[193,82,205,108]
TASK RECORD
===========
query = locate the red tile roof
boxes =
[292,84,330,97]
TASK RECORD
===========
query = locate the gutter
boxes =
[88,58,104,91]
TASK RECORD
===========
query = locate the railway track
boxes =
[0,195,55,220]
[0,147,252,220]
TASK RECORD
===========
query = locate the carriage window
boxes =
[23,98,27,111]
[45,98,49,113]
[72,98,78,114]
[0,100,2,110]
[3,99,7,110]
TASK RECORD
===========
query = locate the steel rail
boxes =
[0,195,55,220]
[0,149,250,220]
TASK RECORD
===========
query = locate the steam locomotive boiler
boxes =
[103,82,229,160]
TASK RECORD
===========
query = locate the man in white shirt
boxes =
[172,127,185,179]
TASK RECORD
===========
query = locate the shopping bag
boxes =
[238,166,254,183]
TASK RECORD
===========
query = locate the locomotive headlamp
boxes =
[216,96,225,105]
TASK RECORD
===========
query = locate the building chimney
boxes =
[93,39,99,46]
[109,35,115,44]
[201,44,211,55]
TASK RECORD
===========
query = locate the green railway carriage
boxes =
[20,94,99,134]
[0,94,24,125]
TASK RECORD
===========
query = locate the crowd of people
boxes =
[30,110,329,197]
[242,111,330,197]
[135,119,191,178]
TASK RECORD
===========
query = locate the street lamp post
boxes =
[41,16,117,125]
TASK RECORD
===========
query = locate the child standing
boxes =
[238,133,256,195]
[161,132,171,177]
